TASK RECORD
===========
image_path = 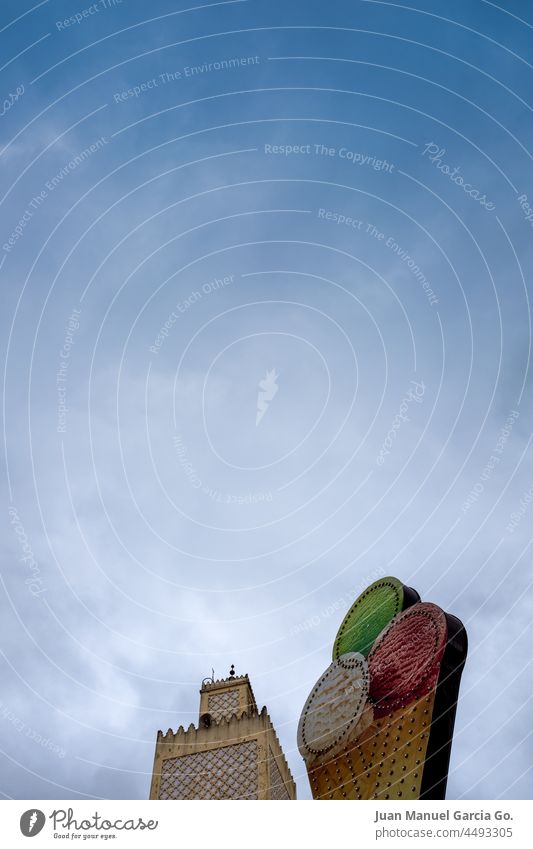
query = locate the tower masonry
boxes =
[149,668,296,800]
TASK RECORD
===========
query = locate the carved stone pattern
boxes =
[269,749,290,800]
[207,690,240,721]
[159,740,258,799]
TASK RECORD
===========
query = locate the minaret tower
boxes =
[149,666,296,800]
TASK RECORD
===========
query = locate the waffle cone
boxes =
[306,691,436,800]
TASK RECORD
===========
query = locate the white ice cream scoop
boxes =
[297,652,372,761]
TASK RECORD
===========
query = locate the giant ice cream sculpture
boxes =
[297,577,467,800]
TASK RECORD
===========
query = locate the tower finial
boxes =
[229,664,235,678]
[201,668,215,686]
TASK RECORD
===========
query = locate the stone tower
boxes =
[149,667,296,800]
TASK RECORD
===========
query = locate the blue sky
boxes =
[1,0,532,800]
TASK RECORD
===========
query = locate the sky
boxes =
[0,0,532,801]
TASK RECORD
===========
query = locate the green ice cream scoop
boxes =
[332,576,420,659]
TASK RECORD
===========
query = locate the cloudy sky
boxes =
[1,0,532,800]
